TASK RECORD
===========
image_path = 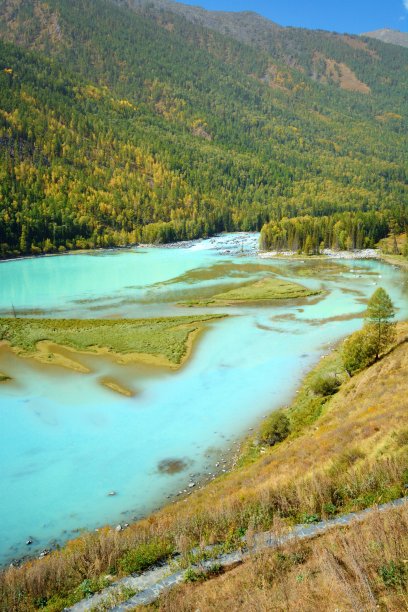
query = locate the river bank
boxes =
[259,247,381,260]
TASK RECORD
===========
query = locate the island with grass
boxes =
[0,315,225,371]
[180,276,321,307]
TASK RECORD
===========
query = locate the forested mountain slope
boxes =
[0,0,407,256]
[123,0,408,96]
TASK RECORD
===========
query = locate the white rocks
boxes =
[115,524,122,532]
[258,248,380,260]
[38,550,49,559]
[321,248,380,260]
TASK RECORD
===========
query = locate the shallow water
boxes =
[1,233,407,563]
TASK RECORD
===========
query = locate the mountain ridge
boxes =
[362,28,408,48]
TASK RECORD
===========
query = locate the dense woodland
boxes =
[0,0,407,256]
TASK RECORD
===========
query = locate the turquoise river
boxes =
[0,233,407,564]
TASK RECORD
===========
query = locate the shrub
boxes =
[300,513,320,524]
[311,374,340,397]
[260,412,290,447]
[184,567,203,583]
[323,502,337,516]
[341,329,377,376]
[379,561,407,588]
[118,539,174,575]
[184,563,223,583]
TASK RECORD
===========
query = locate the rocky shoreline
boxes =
[4,434,244,569]
[259,247,381,260]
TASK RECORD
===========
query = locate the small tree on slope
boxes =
[365,287,396,360]
[342,287,396,376]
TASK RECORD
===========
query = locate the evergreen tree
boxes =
[365,287,396,360]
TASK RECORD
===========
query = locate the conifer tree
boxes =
[365,287,396,360]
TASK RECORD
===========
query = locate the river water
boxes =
[0,233,407,563]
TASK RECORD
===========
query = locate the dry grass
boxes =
[312,52,371,94]
[151,503,408,611]
[339,34,379,58]
[378,232,407,256]
[1,324,408,611]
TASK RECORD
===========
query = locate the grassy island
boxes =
[181,276,320,306]
[0,315,224,370]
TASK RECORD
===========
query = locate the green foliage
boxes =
[182,277,319,306]
[260,212,393,254]
[379,561,407,588]
[342,328,377,375]
[365,287,396,359]
[184,567,203,583]
[342,288,396,376]
[259,411,290,447]
[184,563,223,583]
[342,287,396,376]
[77,577,110,598]
[118,540,174,575]
[300,513,321,524]
[0,0,407,257]
[0,315,222,365]
[404,238,408,259]
[322,502,337,516]
[311,373,341,397]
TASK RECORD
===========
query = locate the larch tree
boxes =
[365,287,396,360]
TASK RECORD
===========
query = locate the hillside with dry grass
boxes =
[150,502,408,611]
[1,322,408,611]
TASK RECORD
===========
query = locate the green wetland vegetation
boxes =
[0,315,224,368]
[181,276,320,306]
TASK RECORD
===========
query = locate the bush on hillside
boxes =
[311,374,341,397]
[260,412,290,447]
[341,329,377,376]
[118,539,174,575]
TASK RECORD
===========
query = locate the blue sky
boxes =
[180,0,408,34]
